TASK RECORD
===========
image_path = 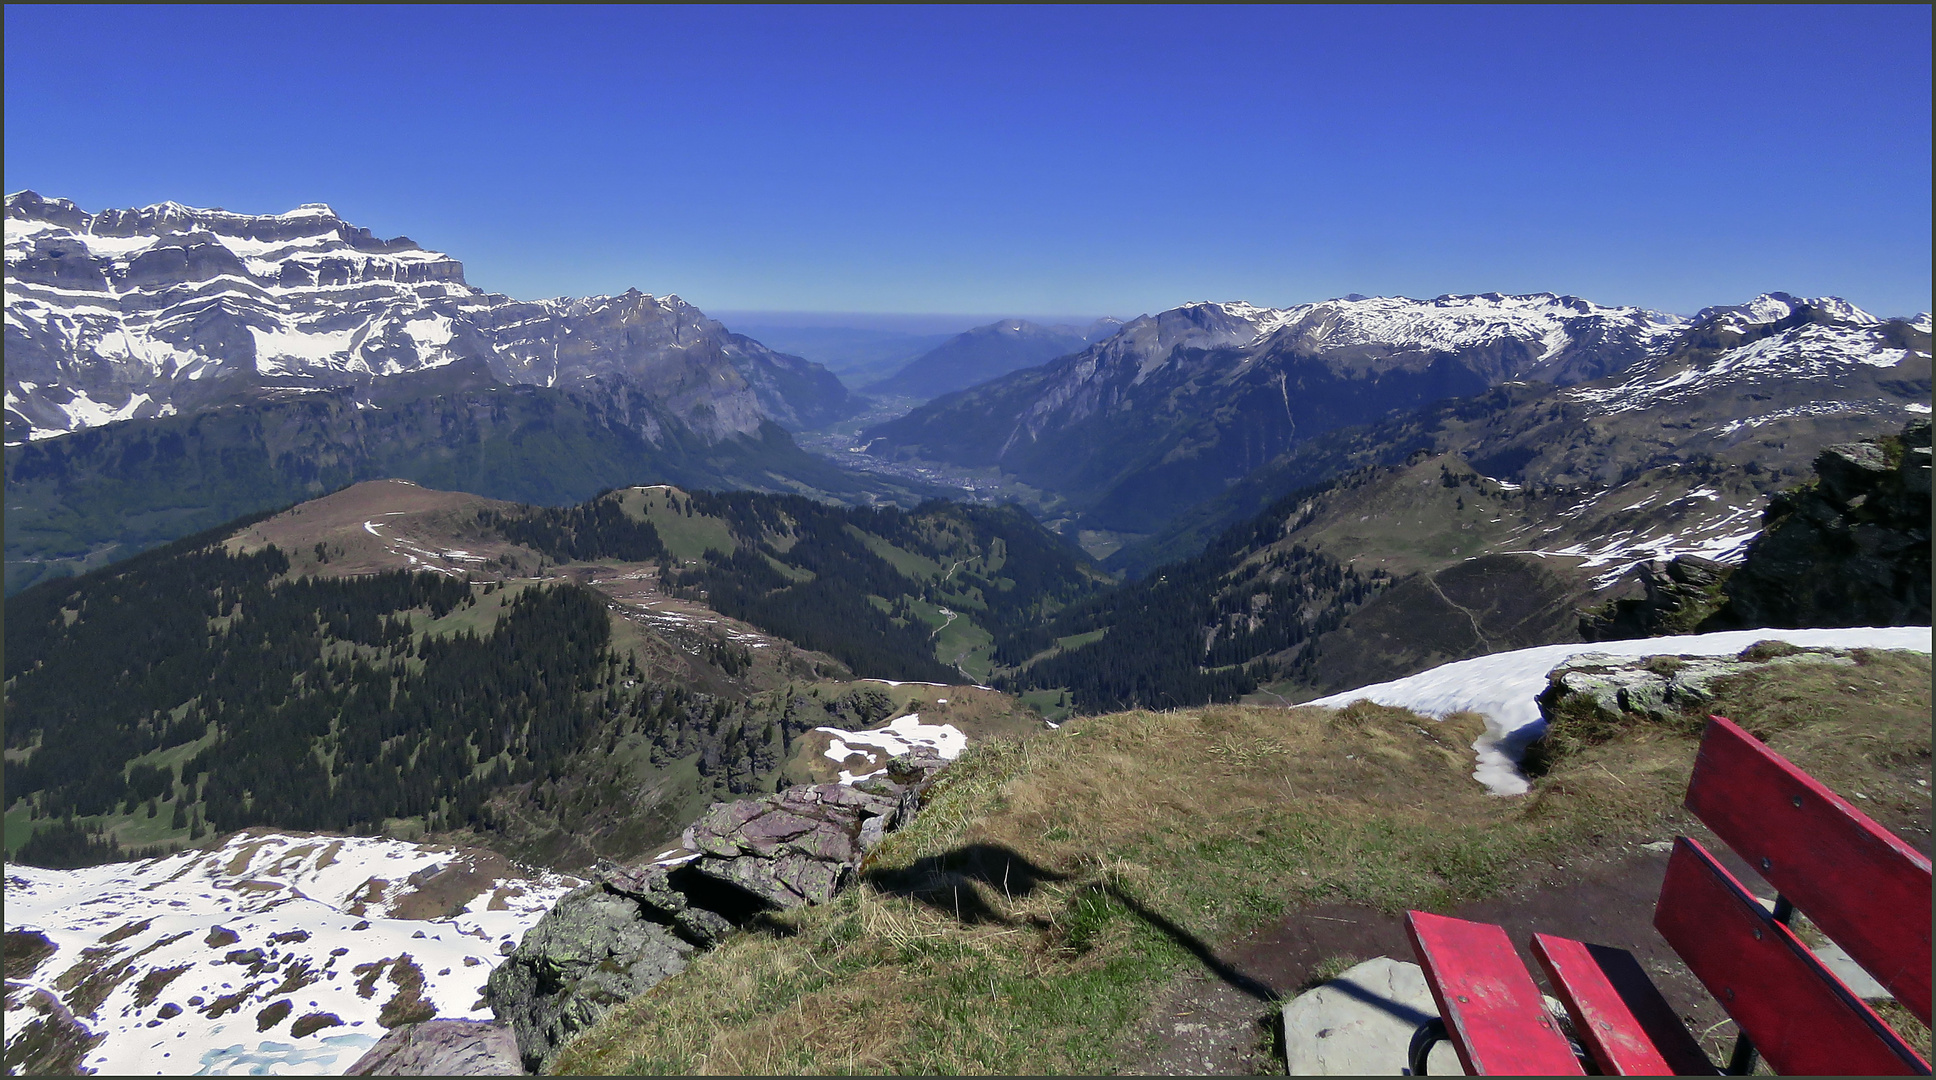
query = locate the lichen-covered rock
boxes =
[484,885,695,1072]
[344,1019,522,1075]
[1527,642,1861,771]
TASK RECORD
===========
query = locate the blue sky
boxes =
[6,6,1930,317]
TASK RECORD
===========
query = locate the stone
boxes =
[1815,442,1891,506]
[344,1019,522,1075]
[692,848,849,908]
[1281,957,1464,1075]
[484,754,953,1071]
[485,885,695,1072]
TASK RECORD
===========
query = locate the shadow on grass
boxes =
[862,842,1279,1003]
[862,843,1068,925]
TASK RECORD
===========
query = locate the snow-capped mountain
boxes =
[860,292,1691,532]
[1110,293,1929,579]
[3,191,848,444]
[1565,291,1931,419]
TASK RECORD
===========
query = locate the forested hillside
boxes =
[4,543,614,851]
[997,474,1393,711]
[489,487,1108,684]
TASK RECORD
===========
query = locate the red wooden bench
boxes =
[1404,715,1932,1075]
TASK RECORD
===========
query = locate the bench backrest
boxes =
[1655,836,1928,1075]
[1683,714,1932,1023]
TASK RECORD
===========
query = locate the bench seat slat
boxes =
[1531,933,1716,1075]
[1686,715,1933,1023]
[1654,836,1930,1076]
[1405,910,1584,1075]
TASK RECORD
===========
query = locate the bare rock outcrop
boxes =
[1525,641,1860,772]
[485,751,949,1071]
[680,753,942,909]
[1702,420,1931,631]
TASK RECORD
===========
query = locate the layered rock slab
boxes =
[487,753,948,1070]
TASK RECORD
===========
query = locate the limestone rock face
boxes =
[484,885,695,1072]
[1704,419,1932,631]
[344,1019,523,1075]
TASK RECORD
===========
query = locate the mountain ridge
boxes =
[4,190,850,444]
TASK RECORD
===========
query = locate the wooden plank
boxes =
[1404,910,1584,1075]
[1653,837,1930,1076]
[1685,714,1932,1023]
[1531,932,1716,1075]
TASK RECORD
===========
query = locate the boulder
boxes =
[344,1019,522,1075]
[485,885,695,1072]
[1281,957,1463,1075]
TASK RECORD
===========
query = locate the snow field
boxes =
[4,831,579,1076]
[1307,627,1933,796]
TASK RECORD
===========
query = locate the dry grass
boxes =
[549,652,1931,1076]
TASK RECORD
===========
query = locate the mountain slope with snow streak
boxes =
[4,191,847,444]
[3,829,579,1076]
[1308,625,1933,796]
[861,292,1688,537]
[1114,294,1929,577]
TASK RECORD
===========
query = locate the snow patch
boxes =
[1306,627,1932,796]
[814,714,966,785]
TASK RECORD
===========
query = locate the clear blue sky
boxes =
[6,6,1930,317]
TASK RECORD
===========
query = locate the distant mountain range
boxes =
[864,317,1122,401]
[861,292,1931,563]
[1,193,935,592]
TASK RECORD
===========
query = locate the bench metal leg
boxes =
[1726,1034,1758,1076]
[1407,1017,1448,1076]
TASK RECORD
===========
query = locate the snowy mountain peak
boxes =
[1147,293,1688,377]
[1567,295,1930,416]
[5,195,848,444]
[1687,292,1880,335]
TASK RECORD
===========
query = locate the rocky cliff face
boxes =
[485,752,948,1072]
[4,191,848,445]
[1702,419,1931,630]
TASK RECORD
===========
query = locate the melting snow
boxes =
[3,830,579,1076]
[814,714,967,784]
[1306,627,1932,797]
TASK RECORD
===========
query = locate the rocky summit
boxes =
[3,191,847,445]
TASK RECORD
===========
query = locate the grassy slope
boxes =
[553,649,1930,1075]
